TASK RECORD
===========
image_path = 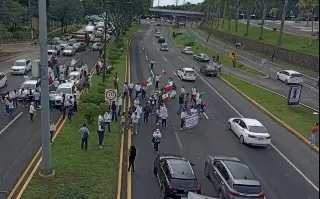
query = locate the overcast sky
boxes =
[153,0,203,7]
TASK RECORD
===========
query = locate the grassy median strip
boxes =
[21,23,140,199]
[168,25,266,77]
[219,72,319,140]
[203,20,319,56]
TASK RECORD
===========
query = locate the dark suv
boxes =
[153,154,201,199]
[158,36,165,43]
[204,156,265,199]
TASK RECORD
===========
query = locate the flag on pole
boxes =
[143,76,153,87]
[165,81,174,91]
[162,68,168,76]
[162,93,169,103]
[199,92,204,99]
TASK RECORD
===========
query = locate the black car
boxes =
[200,63,218,77]
[153,154,201,199]
[158,37,165,43]
[157,23,161,26]
[204,156,265,199]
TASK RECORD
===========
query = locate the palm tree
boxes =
[221,0,228,29]
[234,0,244,33]
[258,1,277,40]
[244,0,252,36]
[296,0,318,35]
[278,0,289,46]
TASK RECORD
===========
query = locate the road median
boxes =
[168,25,267,78]
[219,72,319,152]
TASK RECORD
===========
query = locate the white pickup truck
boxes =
[47,43,62,55]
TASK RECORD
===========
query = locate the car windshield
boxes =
[290,73,303,77]
[248,126,267,134]
[206,65,216,71]
[233,184,262,195]
[21,83,36,90]
[69,74,79,80]
[162,44,168,47]
[185,47,192,50]
[13,61,26,66]
[65,46,73,50]
[56,87,71,94]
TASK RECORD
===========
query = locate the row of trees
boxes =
[201,0,318,46]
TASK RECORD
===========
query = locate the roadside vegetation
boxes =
[219,72,319,141]
[169,25,266,77]
[21,23,140,199]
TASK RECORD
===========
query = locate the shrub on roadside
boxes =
[80,93,105,106]
[100,103,109,113]
[79,103,100,124]
[52,184,85,199]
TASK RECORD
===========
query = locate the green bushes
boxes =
[80,92,105,106]
[79,102,100,124]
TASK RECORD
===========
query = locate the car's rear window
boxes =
[248,126,267,134]
[233,184,262,195]
[185,71,195,76]
[290,73,303,77]
[171,179,197,190]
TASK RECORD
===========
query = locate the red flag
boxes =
[165,81,174,92]
[162,93,169,103]
[49,72,54,86]
[162,69,168,76]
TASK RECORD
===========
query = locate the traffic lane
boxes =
[0,51,38,74]
[165,27,319,109]
[187,27,319,87]
[131,32,183,199]
[162,52,319,198]
[163,47,320,185]
[0,110,61,192]
[0,49,99,193]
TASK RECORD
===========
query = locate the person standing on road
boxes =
[120,112,126,133]
[160,105,168,128]
[33,89,41,109]
[311,123,319,145]
[98,113,105,148]
[123,82,129,99]
[104,109,112,133]
[150,59,155,70]
[131,111,140,134]
[155,106,161,126]
[79,123,90,151]
[177,93,184,115]
[29,102,36,123]
[50,121,56,143]
[180,86,185,96]
[155,74,161,89]
[128,82,134,98]
[134,97,140,108]
[143,102,151,123]
[8,99,14,120]
[180,109,187,130]
[141,85,147,99]
[128,145,137,172]
[152,129,162,153]
[135,83,141,99]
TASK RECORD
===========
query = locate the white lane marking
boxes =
[0,112,23,136]
[179,56,185,62]
[144,52,148,61]
[163,56,167,62]
[173,71,180,80]
[170,48,174,52]
[194,70,319,192]
[303,83,319,92]
[174,131,184,149]
[203,112,209,119]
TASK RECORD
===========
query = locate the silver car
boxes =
[181,46,194,55]
[62,46,75,56]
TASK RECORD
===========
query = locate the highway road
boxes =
[130,23,319,199]
[184,27,319,110]
[0,46,100,194]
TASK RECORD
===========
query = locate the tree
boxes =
[0,0,28,32]
[234,0,244,33]
[244,0,252,36]
[278,0,289,46]
[269,7,278,19]
[296,0,318,35]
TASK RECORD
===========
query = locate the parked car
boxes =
[200,63,218,77]
[204,156,265,199]
[160,43,169,51]
[50,82,79,107]
[181,46,194,55]
[153,154,201,199]
[0,72,8,88]
[18,78,40,98]
[158,36,165,43]
[92,42,103,51]
[193,53,210,62]
[10,59,32,75]
[62,46,76,56]
[276,70,303,84]
[177,67,196,81]
[60,40,69,49]
[228,118,271,146]
[73,42,86,52]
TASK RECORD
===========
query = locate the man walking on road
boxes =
[152,129,162,153]
[155,74,161,89]
[131,111,140,134]
[180,109,187,131]
[29,102,36,123]
[128,145,137,172]
[135,83,141,99]
[143,102,151,123]
[79,124,90,151]
[311,123,319,145]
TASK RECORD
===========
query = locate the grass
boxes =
[169,25,266,77]
[21,23,141,199]
[203,20,319,56]
[219,72,319,140]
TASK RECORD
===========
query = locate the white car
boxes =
[92,42,103,51]
[68,71,81,84]
[18,79,40,98]
[181,46,194,55]
[177,67,196,81]
[160,43,169,51]
[276,70,303,84]
[50,82,79,107]
[10,59,32,75]
[0,72,8,88]
[62,46,76,56]
[60,40,69,49]
[228,118,271,147]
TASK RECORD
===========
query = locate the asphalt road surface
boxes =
[131,23,319,199]
[185,27,319,110]
[0,47,99,194]
[239,19,320,36]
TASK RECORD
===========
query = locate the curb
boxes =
[218,75,319,153]
[0,51,34,63]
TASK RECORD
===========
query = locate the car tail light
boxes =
[196,184,201,193]
[168,184,173,191]
[257,193,265,199]
[248,134,257,138]
[229,190,240,196]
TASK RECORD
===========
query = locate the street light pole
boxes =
[38,0,54,178]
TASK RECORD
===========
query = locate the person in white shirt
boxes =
[8,99,14,120]
[33,89,41,109]
[128,83,134,97]
[135,83,141,99]
[59,72,65,83]
[155,74,161,89]
[136,104,142,116]
[159,105,168,128]
[50,121,56,143]
[131,112,140,134]
[29,102,36,122]
[180,86,185,96]
[133,98,139,107]
[180,109,187,131]
[152,129,162,152]
[190,106,198,116]
[104,110,112,132]
[98,113,105,148]
[123,82,129,98]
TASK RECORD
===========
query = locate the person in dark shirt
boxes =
[177,93,184,114]
[143,102,151,123]
[111,101,117,122]
[128,145,137,172]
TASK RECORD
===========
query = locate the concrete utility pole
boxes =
[38,0,54,178]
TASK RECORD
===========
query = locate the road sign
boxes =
[105,88,118,103]
[287,85,302,105]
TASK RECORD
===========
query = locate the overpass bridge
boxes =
[148,8,204,20]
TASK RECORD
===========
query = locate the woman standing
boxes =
[152,129,162,153]
[128,145,137,172]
